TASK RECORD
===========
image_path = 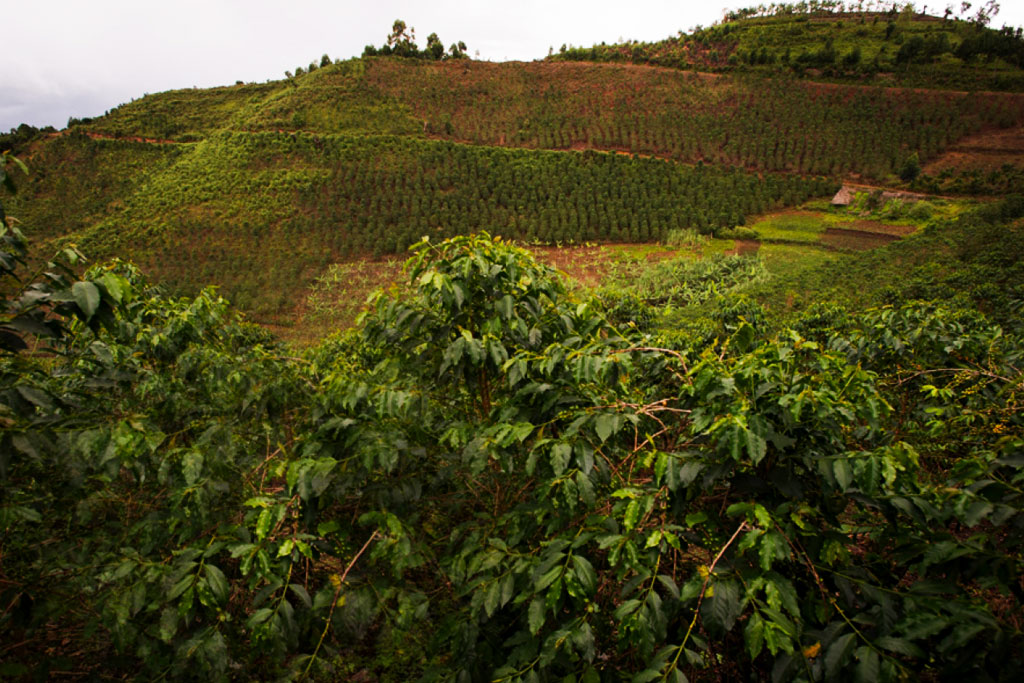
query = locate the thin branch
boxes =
[895,367,1014,386]
[301,530,380,680]
[667,521,749,679]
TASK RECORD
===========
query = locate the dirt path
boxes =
[47,130,182,145]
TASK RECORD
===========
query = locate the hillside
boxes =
[7,45,1024,327]
[549,3,1024,91]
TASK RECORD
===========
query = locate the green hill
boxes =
[549,3,1024,91]
[5,8,1024,329]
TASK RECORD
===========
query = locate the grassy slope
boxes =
[47,132,827,320]
[12,13,1024,331]
[549,10,1024,91]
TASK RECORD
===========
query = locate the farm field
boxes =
[287,204,947,343]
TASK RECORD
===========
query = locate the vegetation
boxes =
[10,132,832,320]
[0,123,56,153]
[548,1,1024,91]
[2,208,1022,680]
[361,19,469,60]
[8,12,1019,327]
[4,10,1024,678]
[366,59,1024,177]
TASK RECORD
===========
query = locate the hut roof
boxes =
[831,186,854,206]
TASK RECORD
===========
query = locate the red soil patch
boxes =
[49,130,181,145]
[728,240,761,256]
[844,220,916,237]
[924,125,1024,175]
[820,227,899,250]
[528,245,616,288]
[645,250,676,261]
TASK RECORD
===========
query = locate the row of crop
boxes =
[11,134,187,244]
[46,133,831,318]
[70,58,1024,182]
[366,60,1024,178]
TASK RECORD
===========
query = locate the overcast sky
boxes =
[4,1,1024,132]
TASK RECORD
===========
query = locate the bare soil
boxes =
[844,220,916,237]
[820,227,900,250]
[924,125,1024,175]
[728,240,761,256]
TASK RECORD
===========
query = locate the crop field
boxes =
[14,132,831,321]
[58,56,1024,183]
[367,59,1024,177]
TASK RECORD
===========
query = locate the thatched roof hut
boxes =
[831,186,854,206]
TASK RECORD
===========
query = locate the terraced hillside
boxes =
[6,10,1024,327]
[66,58,1024,176]
[19,131,830,318]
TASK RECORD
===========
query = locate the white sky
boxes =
[4,1,1024,132]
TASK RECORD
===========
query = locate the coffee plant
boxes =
[2,218,1021,680]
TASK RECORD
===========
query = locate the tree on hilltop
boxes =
[363,19,469,60]
[426,32,444,60]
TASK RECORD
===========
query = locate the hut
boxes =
[831,186,854,206]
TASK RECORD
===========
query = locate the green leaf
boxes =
[825,633,856,678]
[15,386,54,410]
[496,294,514,319]
[536,564,562,591]
[594,413,619,443]
[72,281,101,319]
[158,607,178,643]
[528,597,545,635]
[168,573,194,600]
[745,611,765,658]
[963,500,994,527]
[183,452,204,486]
[706,580,742,632]
[623,499,641,531]
[551,442,572,475]
[255,508,274,541]
[572,555,597,595]
[289,583,312,608]
[746,428,768,465]
[247,607,274,628]
[759,532,789,571]
[667,669,688,683]
[833,458,853,491]
[854,646,879,683]
[657,574,680,600]
[731,322,756,353]
[98,272,126,304]
[483,580,501,617]
[685,511,708,527]
[654,452,669,485]
[204,564,229,604]
[727,502,754,518]
[875,636,924,658]
[500,573,515,608]
[614,599,642,621]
